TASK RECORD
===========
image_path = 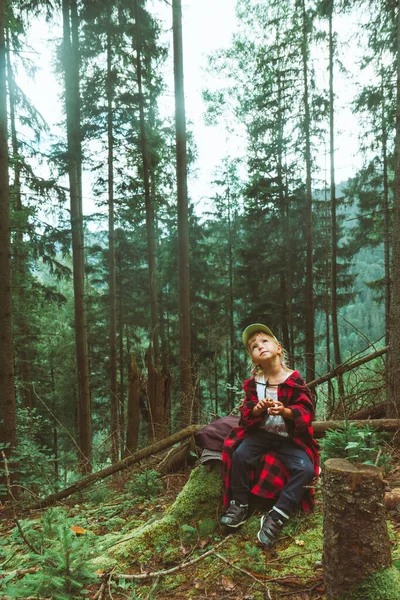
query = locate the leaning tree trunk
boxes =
[172,0,194,428]
[0,0,16,495]
[323,459,399,600]
[388,0,400,419]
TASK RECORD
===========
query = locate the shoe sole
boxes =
[220,518,247,528]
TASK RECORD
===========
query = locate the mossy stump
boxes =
[322,458,399,600]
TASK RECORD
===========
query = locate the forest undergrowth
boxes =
[1,447,400,600]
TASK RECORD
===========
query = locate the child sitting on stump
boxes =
[220,324,319,549]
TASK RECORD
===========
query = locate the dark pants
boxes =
[230,429,315,516]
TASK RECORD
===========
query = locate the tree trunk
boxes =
[328,6,345,404]
[275,24,290,356]
[323,459,395,600]
[134,0,160,364]
[382,70,391,349]
[301,0,315,381]
[125,354,140,454]
[227,178,235,411]
[6,29,34,412]
[146,350,172,442]
[106,26,119,465]
[0,0,16,490]
[117,241,125,451]
[387,1,400,419]
[172,0,194,428]
[62,0,92,473]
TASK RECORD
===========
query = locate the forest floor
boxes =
[1,451,400,600]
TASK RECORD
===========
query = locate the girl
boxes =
[220,323,319,549]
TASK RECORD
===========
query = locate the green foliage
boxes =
[0,409,57,499]
[320,423,391,470]
[2,509,96,599]
[180,523,197,544]
[127,469,163,501]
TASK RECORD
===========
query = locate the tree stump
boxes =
[323,459,400,600]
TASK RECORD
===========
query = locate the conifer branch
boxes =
[1,451,41,556]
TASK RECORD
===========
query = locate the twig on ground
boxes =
[277,578,324,596]
[213,552,262,584]
[0,567,39,578]
[114,535,232,580]
[267,549,322,564]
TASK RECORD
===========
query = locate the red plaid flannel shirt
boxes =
[221,370,320,512]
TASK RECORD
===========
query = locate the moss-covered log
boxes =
[93,466,223,570]
[322,458,400,600]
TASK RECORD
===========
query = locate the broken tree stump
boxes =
[323,458,400,600]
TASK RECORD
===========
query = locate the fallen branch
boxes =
[114,535,232,581]
[29,425,201,510]
[307,346,388,389]
[0,567,39,578]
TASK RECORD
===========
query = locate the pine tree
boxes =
[0,0,16,492]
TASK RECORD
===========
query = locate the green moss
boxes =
[92,467,223,568]
[278,524,322,572]
[168,466,222,521]
[198,518,217,538]
[341,567,400,600]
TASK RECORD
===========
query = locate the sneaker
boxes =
[220,500,248,528]
[257,513,284,548]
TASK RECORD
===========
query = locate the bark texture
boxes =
[125,354,140,454]
[62,0,92,472]
[300,0,315,381]
[323,459,392,600]
[146,350,172,442]
[387,0,400,418]
[0,0,16,471]
[172,0,194,427]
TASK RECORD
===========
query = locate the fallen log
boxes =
[349,401,386,420]
[27,418,400,510]
[29,424,202,510]
[313,418,400,438]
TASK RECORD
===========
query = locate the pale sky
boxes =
[21,0,365,217]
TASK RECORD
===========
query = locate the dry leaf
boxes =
[70,525,86,535]
[221,574,236,591]
[193,579,203,590]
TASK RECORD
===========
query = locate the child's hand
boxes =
[252,397,275,417]
[268,401,294,420]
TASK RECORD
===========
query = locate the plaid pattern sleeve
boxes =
[221,371,320,512]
